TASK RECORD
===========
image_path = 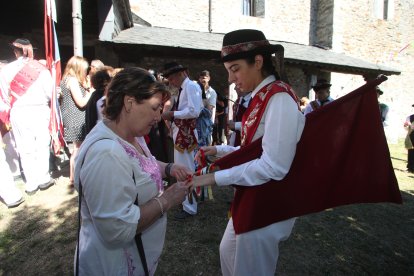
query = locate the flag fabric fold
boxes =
[213,76,402,230]
[44,0,64,155]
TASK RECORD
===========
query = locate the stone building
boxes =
[0,0,412,135]
[316,0,414,134]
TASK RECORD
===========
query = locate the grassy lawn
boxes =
[0,139,413,275]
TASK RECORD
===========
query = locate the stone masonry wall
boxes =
[129,0,311,44]
[329,0,414,138]
[128,0,413,136]
[315,0,334,48]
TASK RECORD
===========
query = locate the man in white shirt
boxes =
[304,79,334,115]
[198,70,217,127]
[161,62,203,219]
[0,38,55,195]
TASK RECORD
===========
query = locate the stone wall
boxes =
[314,0,334,48]
[126,0,414,135]
[129,0,311,44]
[329,0,414,137]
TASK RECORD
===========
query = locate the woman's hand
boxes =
[162,181,192,208]
[170,164,193,181]
[189,173,216,189]
[195,146,217,165]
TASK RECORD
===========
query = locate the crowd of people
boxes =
[0,30,411,275]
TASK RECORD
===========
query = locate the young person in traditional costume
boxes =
[0,38,55,195]
[303,79,334,115]
[74,67,192,275]
[161,62,203,219]
[190,29,306,275]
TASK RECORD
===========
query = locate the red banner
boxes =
[214,76,402,233]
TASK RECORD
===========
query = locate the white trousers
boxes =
[220,217,296,276]
[2,130,21,176]
[0,146,22,204]
[10,106,51,191]
[172,124,197,214]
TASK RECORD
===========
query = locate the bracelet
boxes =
[165,163,173,178]
[153,197,164,216]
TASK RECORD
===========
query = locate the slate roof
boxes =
[112,25,400,76]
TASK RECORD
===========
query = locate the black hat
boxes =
[162,62,187,78]
[9,38,34,59]
[9,38,31,47]
[220,29,283,62]
[312,79,332,91]
[199,70,210,77]
[376,86,383,95]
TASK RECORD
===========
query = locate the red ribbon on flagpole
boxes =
[44,0,64,155]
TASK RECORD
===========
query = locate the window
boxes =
[373,0,394,20]
[242,0,265,18]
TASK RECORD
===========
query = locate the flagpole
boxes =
[72,0,83,56]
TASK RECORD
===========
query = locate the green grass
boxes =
[0,139,412,275]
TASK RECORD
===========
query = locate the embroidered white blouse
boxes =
[74,121,166,275]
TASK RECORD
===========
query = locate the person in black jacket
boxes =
[85,67,113,135]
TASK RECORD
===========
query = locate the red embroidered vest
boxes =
[231,81,300,234]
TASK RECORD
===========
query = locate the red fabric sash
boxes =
[213,77,402,234]
[241,81,299,146]
[174,118,198,153]
[9,60,46,107]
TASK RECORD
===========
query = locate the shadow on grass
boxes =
[0,183,412,275]
[159,186,414,276]
[277,190,414,275]
[0,196,78,275]
[391,156,407,162]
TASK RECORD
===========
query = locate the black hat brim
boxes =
[312,84,332,90]
[220,44,283,63]
[8,43,37,50]
[162,67,187,78]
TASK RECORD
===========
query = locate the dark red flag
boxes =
[214,76,402,229]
